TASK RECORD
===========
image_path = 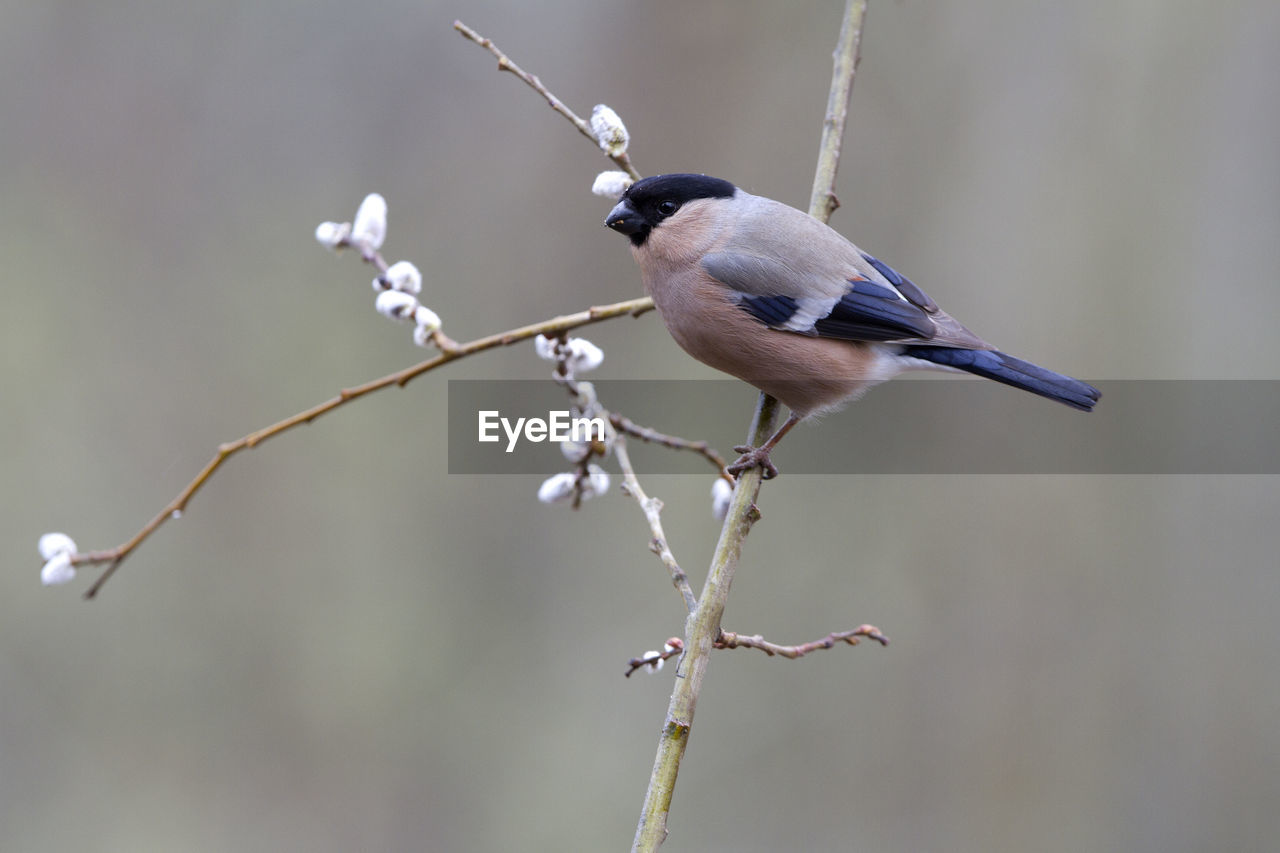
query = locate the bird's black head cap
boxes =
[606,173,736,246]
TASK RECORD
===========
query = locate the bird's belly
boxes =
[651,279,900,416]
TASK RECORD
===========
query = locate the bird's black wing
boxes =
[702,251,938,342]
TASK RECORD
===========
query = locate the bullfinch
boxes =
[605,173,1100,478]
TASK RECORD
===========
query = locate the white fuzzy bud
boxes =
[566,338,604,373]
[560,439,591,463]
[534,336,604,377]
[383,260,422,295]
[38,532,78,561]
[710,478,733,522]
[351,193,387,251]
[537,472,578,504]
[41,551,76,586]
[592,171,634,198]
[412,306,443,348]
[641,651,665,674]
[413,304,441,332]
[583,464,611,499]
[375,289,419,322]
[574,381,598,411]
[534,334,559,362]
[590,105,630,157]
[315,221,351,249]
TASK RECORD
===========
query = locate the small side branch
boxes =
[454,21,642,182]
[624,637,685,678]
[716,625,888,659]
[610,413,730,480]
[614,438,698,613]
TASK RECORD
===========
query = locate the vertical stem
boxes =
[631,3,868,849]
[631,395,780,851]
[809,0,867,226]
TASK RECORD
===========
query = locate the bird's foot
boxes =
[728,444,779,480]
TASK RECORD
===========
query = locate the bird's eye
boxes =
[656,200,679,216]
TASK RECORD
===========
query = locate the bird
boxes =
[604,173,1099,479]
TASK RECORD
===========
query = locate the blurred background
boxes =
[4,1,1279,850]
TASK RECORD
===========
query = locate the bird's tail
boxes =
[901,346,1100,412]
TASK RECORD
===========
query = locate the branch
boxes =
[624,637,685,678]
[632,3,868,849]
[632,394,779,851]
[451,28,731,618]
[808,0,866,223]
[77,295,653,598]
[454,21,643,182]
[717,625,888,658]
[609,412,730,480]
[614,438,699,613]
[78,24,670,598]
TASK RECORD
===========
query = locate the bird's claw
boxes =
[728,444,779,480]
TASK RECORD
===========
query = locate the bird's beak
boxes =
[605,199,644,236]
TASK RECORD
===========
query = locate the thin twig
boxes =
[716,625,888,658]
[614,438,699,613]
[546,364,714,610]
[78,296,654,598]
[453,20,642,182]
[632,3,868,849]
[609,412,731,480]
[625,638,685,678]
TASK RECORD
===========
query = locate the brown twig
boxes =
[542,369,708,609]
[339,234,464,352]
[614,438,698,613]
[716,625,888,658]
[625,638,685,678]
[453,20,642,182]
[77,295,654,598]
[609,413,731,481]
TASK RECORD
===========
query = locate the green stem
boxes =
[809,0,867,225]
[630,3,868,849]
[631,395,780,851]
